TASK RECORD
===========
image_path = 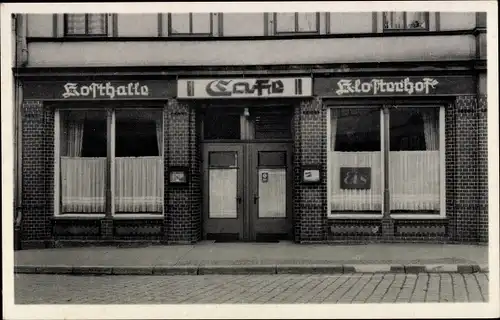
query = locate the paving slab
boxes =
[13,242,488,275]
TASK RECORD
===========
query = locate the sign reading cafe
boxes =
[177,77,312,99]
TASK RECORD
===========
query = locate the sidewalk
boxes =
[14,241,489,275]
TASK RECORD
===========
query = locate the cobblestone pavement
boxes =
[14,273,489,304]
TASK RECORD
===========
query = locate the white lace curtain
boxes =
[390,108,440,211]
[61,118,105,213]
[60,110,164,214]
[115,111,163,213]
[330,109,382,211]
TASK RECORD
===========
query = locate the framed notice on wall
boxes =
[301,165,322,184]
[168,166,189,186]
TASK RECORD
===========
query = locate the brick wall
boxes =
[477,95,488,243]
[293,98,328,242]
[164,99,201,243]
[21,100,53,248]
[446,95,487,243]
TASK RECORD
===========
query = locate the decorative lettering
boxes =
[335,78,439,96]
[206,79,286,97]
[340,167,371,190]
[62,82,150,99]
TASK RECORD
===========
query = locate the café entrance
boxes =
[201,106,294,242]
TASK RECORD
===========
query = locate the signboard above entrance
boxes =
[314,76,475,97]
[177,78,312,99]
[23,80,176,100]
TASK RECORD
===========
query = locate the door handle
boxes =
[253,194,259,204]
[236,196,242,204]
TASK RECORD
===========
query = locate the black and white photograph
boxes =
[1,1,498,319]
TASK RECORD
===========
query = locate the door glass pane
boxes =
[192,13,212,34]
[297,13,317,32]
[275,13,295,32]
[258,151,286,167]
[209,169,238,218]
[330,108,382,212]
[59,110,107,213]
[389,107,440,213]
[258,169,286,218]
[114,110,163,213]
[209,151,237,167]
[170,13,190,34]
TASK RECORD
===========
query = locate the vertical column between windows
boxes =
[105,109,113,218]
[439,106,446,216]
[110,110,116,215]
[54,110,61,216]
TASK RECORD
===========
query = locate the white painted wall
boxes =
[117,14,158,37]
[221,13,265,36]
[27,14,52,37]
[439,12,476,31]
[27,35,475,67]
[329,13,372,34]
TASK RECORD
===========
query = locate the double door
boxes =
[203,143,293,242]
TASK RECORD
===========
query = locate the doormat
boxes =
[206,233,239,242]
[256,233,289,243]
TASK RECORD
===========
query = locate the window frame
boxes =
[63,13,109,37]
[54,108,164,218]
[327,105,446,220]
[273,12,320,35]
[382,11,430,32]
[167,13,215,36]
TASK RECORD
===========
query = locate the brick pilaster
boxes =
[294,98,328,242]
[164,99,201,243]
[21,100,53,247]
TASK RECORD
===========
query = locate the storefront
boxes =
[313,75,487,243]
[18,73,487,248]
[177,77,312,242]
[21,79,177,247]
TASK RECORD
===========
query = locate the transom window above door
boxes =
[201,106,293,141]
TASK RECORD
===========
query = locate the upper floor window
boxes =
[169,13,213,36]
[64,14,108,36]
[383,12,429,31]
[274,12,319,34]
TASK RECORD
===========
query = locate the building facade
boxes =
[13,12,488,248]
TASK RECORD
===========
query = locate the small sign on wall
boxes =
[261,172,269,183]
[168,166,189,186]
[301,165,322,184]
[340,167,371,190]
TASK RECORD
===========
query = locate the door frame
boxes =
[202,143,245,241]
[202,141,294,241]
[248,142,294,241]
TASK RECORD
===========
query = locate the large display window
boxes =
[327,105,445,217]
